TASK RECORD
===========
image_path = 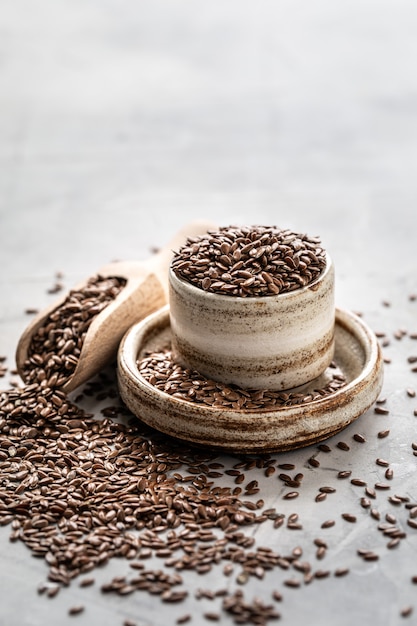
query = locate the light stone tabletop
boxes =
[1,1,417,625]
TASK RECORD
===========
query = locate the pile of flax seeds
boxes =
[1,269,417,624]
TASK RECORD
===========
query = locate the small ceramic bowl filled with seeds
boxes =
[169,225,335,391]
[118,224,384,453]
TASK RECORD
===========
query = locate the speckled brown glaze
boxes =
[117,306,384,453]
[169,254,335,390]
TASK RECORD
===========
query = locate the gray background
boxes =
[1,1,417,624]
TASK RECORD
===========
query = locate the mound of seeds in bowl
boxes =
[170,225,327,297]
[138,350,347,410]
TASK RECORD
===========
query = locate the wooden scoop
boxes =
[16,220,215,393]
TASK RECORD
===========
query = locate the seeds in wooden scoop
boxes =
[22,275,126,388]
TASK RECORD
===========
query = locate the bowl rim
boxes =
[168,252,333,304]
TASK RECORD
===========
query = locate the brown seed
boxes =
[370,509,381,520]
[319,486,336,494]
[334,568,349,577]
[338,471,352,479]
[353,433,366,443]
[336,441,350,451]
[321,520,336,529]
[316,546,326,560]
[68,605,85,616]
[278,463,296,470]
[284,578,301,588]
[386,496,402,509]
[341,513,357,523]
[378,429,390,439]
[283,491,299,500]
[351,478,367,487]
[374,406,390,415]
[401,606,413,618]
[46,586,60,598]
[203,612,220,621]
[365,487,377,499]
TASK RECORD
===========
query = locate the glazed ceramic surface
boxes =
[117,305,383,454]
[168,254,335,390]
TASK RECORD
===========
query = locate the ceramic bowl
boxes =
[168,254,335,391]
[117,305,384,453]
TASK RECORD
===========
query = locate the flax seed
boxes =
[374,406,390,415]
[283,491,299,500]
[375,483,391,490]
[385,468,394,480]
[338,471,352,479]
[336,441,350,451]
[370,509,381,520]
[353,433,366,443]
[334,567,349,577]
[351,478,367,487]
[378,429,390,439]
[401,606,413,618]
[321,520,336,529]
[284,578,301,588]
[68,605,85,616]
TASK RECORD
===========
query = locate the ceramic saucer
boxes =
[117,306,383,454]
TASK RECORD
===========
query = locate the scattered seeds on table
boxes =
[1,243,416,624]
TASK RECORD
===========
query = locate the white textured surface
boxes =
[1,1,417,625]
